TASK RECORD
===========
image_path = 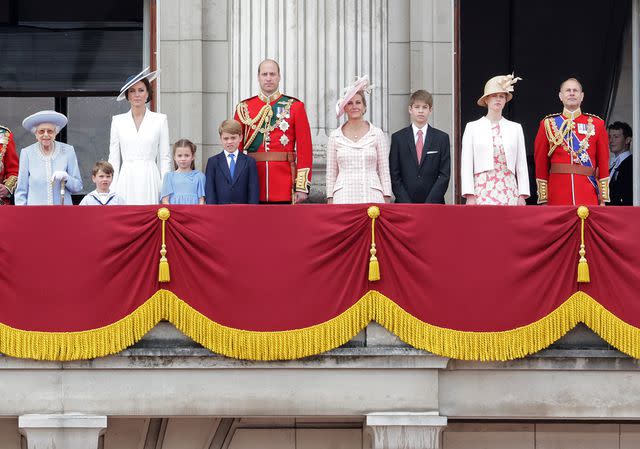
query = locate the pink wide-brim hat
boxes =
[336,75,372,118]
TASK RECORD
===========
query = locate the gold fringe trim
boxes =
[2,290,640,361]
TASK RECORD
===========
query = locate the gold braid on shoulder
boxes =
[544,117,571,157]
[236,102,273,149]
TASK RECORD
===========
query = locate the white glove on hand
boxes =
[51,171,69,182]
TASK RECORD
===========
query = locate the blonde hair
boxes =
[218,119,242,136]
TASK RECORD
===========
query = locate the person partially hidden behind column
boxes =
[325,75,392,204]
[234,59,313,203]
[14,110,82,205]
[534,78,610,205]
[608,121,633,206]
[0,124,19,205]
[461,74,530,205]
[389,89,450,203]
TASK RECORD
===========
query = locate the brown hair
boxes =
[409,90,433,108]
[173,139,197,170]
[125,77,153,103]
[218,119,242,136]
[92,160,114,176]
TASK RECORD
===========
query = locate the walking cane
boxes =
[60,179,66,205]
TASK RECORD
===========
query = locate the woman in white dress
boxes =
[461,74,530,205]
[108,67,171,204]
[326,76,392,204]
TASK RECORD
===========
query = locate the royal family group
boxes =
[0,60,633,207]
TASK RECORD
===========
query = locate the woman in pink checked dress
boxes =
[326,76,392,204]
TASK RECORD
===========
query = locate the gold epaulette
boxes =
[543,113,560,120]
[584,113,603,121]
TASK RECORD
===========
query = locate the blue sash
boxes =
[553,115,598,191]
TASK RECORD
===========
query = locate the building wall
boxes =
[158,0,455,201]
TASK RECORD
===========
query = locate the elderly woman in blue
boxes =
[14,111,83,205]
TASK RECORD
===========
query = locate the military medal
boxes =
[586,121,595,137]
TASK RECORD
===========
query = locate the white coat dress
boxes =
[108,109,171,204]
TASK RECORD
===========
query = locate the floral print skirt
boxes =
[473,124,519,205]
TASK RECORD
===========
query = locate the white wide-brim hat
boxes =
[117,66,161,101]
[22,110,68,134]
[336,75,373,118]
[477,73,522,107]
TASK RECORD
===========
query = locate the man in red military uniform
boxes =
[234,59,313,203]
[0,125,19,205]
[534,78,609,206]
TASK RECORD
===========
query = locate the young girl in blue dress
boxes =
[161,139,206,204]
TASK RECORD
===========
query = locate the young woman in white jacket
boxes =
[461,74,530,205]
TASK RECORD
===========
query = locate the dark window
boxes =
[0,0,144,198]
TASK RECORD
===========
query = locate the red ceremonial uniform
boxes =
[235,91,313,203]
[0,125,19,205]
[534,109,609,205]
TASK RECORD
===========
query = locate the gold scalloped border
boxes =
[0,290,638,361]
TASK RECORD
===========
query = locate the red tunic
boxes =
[235,92,313,203]
[0,126,19,205]
[534,110,609,206]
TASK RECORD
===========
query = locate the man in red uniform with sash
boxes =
[0,125,19,205]
[534,78,609,205]
[234,59,313,203]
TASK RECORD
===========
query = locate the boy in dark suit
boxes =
[205,120,259,204]
[608,121,633,206]
[389,90,451,203]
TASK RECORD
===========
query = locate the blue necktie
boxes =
[229,153,236,178]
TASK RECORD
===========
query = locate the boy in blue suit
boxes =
[205,120,259,204]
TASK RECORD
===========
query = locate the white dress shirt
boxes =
[609,150,631,180]
[412,123,428,144]
[224,149,239,169]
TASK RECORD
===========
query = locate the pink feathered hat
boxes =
[335,75,373,118]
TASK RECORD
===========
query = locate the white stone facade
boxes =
[2,1,640,448]
[159,0,454,201]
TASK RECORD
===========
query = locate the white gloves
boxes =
[51,171,69,182]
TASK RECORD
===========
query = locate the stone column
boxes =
[19,414,107,449]
[158,0,205,169]
[366,412,447,449]
[230,0,389,199]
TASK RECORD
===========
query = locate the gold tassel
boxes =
[367,206,381,281]
[157,207,171,283]
[576,206,590,283]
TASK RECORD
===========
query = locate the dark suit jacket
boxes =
[205,151,259,204]
[609,154,633,206]
[389,124,451,203]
